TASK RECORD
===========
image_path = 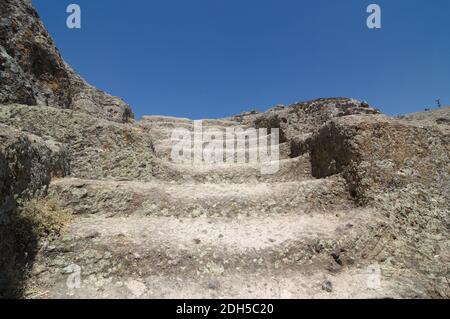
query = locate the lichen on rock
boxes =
[0,0,133,123]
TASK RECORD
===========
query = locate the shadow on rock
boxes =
[0,203,39,299]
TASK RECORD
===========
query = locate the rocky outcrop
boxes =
[0,125,69,199]
[399,106,450,126]
[0,0,133,123]
[235,98,381,157]
[1,100,449,298]
[309,114,450,204]
[308,113,450,297]
[0,104,155,181]
[0,124,69,297]
[0,0,448,298]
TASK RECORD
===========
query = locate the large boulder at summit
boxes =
[236,98,448,205]
[0,0,133,123]
[236,97,381,156]
[309,113,450,205]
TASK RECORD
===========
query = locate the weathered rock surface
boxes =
[0,102,448,299]
[310,114,450,204]
[0,0,448,300]
[0,104,154,181]
[307,113,450,297]
[0,123,69,297]
[234,98,381,156]
[48,177,352,218]
[0,0,133,122]
[399,106,450,125]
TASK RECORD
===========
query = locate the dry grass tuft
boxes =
[14,197,72,247]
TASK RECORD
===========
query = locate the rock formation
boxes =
[0,0,133,122]
[0,0,448,299]
[0,123,69,296]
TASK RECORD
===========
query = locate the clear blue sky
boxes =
[32,0,450,119]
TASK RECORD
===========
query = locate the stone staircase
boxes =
[26,116,399,299]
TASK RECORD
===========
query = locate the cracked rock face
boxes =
[0,123,70,297]
[309,114,450,205]
[235,97,382,157]
[0,0,133,123]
